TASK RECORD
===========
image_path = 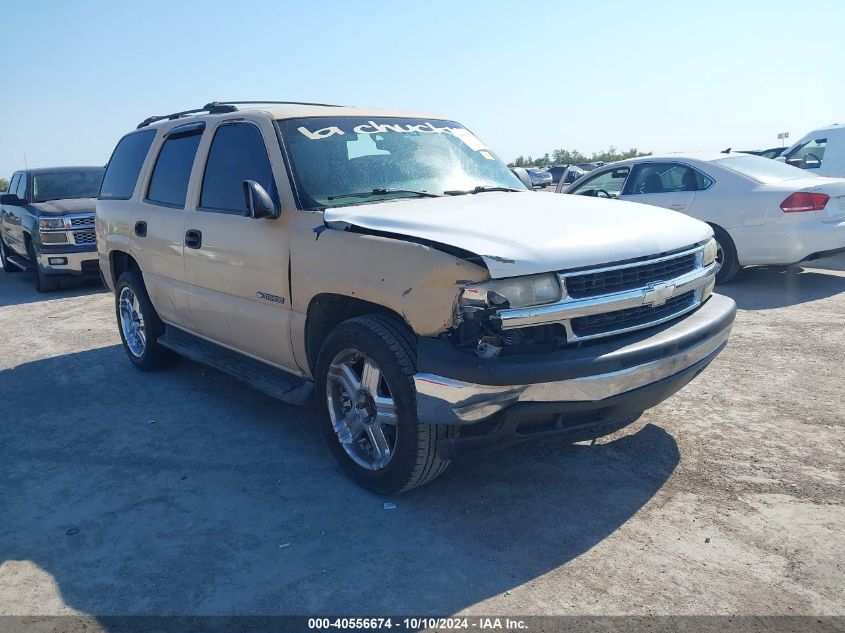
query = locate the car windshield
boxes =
[277,117,525,208]
[32,169,105,202]
[713,155,810,183]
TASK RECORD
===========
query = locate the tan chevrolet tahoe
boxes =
[97,101,736,494]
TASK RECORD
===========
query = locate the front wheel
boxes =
[316,314,455,495]
[115,271,177,371]
[26,241,58,292]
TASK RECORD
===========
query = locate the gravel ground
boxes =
[0,255,843,618]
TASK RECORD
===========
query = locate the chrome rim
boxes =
[119,286,146,358]
[325,348,398,471]
[713,240,724,276]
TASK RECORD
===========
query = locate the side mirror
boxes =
[510,167,534,190]
[0,193,23,206]
[242,180,280,219]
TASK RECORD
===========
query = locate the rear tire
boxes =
[316,314,455,495]
[711,225,741,284]
[26,241,59,292]
[0,235,21,273]
[115,270,177,371]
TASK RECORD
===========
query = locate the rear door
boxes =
[130,123,204,329]
[1,173,21,250]
[8,172,29,255]
[619,162,711,214]
[183,116,296,370]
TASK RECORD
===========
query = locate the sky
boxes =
[0,0,843,178]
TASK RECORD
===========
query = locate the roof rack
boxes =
[136,100,347,129]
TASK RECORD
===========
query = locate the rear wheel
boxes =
[26,241,58,292]
[0,235,21,273]
[316,314,455,494]
[115,270,177,371]
[711,225,741,284]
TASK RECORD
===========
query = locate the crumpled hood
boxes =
[31,197,96,216]
[324,191,713,277]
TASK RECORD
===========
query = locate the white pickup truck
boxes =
[97,101,736,494]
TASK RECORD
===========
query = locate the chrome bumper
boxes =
[414,294,735,426]
[37,251,98,274]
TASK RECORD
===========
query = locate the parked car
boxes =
[0,166,105,291]
[777,124,843,177]
[526,167,553,188]
[546,164,568,184]
[555,164,591,189]
[97,100,735,494]
[559,152,845,282]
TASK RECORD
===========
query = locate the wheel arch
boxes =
[305,293,410,376]
[109,250,141,288]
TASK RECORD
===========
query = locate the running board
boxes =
[7,254,32,271]
[158,327,313,405]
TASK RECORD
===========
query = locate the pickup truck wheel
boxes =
[711,226,741,284]
[115,271,177,371]
[316,314,455,494]
[26,241,58,292]
[0,236,21,272]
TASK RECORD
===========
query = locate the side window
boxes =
[624,162,711,195]
[100,130,157,200]
[570,167,630,198]
[785,138,826,170]
[16,173,28,200]
[7,173,20,195]
[146,128,203,208]
[199,123,278,215]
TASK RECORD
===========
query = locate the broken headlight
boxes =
[460,273,562,310]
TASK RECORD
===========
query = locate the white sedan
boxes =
[556,152,845,282]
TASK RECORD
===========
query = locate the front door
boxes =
[183,118,296,371]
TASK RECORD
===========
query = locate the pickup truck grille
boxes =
[571,291,696,338]
[496,243,717,342]
[566,253,697,298]
[70,217,95,228]
[72,230,96,245]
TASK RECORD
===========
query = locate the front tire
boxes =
[26,241,58,292]
[115,271,177,371]
[711,225,741,284]
[316,314,455,495]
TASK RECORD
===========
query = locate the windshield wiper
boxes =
[327,188,441,201]
[443,186,521,196]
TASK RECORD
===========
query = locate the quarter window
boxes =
[623,162,712,195]
[100,130,156,200]
[146,130,202,208]
[570,167,630,198]
[200,123,278,215]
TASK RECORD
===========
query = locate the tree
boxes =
[0,178,8,192]
[514,147,650,167]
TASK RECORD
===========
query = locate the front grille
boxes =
[73,230,96,245]
[70,216,95,228]
[571,291,696,338]
[565,253,696,298]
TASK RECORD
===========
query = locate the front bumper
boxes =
[37,249,99,276]
[414,293,736,428]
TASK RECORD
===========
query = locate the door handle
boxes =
[185,229,202,249]
[134,221,147,237]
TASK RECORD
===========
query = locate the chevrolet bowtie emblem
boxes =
[643,281,676,307]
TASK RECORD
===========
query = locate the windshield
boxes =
[32,169,105,202]
[277,117,525,208]
[714,155,810,183]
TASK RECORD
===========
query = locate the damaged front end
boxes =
[450,273,569,357]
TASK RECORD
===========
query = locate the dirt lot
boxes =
[0,256,843,618]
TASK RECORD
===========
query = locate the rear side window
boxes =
[624,162,712,195]
[7,173,20,194]
[199,123,278,214]
[99,130,156,200]
[15,173,27,200]
[146,129,203,208]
